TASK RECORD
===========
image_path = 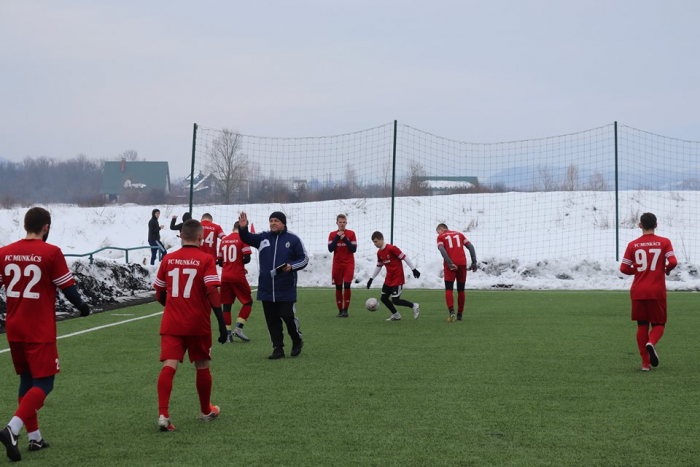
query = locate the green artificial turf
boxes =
[1,289,699,466]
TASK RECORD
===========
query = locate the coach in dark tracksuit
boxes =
[238,211,308,360]
[148,209,167,265]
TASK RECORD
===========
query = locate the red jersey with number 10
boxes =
[621,234,676,300]
[218,232,252,282]
[0,239,75,343]
[436,230,470,267]
[200,220,225,259]
[154,246,220,336]
[376,244,407,287]
[328,229,357,267]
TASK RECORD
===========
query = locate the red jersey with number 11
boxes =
[154,246,220,336]
[436,230,470,267]
[218,232,252,282]
[0,239,75,343]
[620,234,676,300]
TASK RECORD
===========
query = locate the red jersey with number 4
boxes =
[620,234,676,300]
[376,244,407,287]
[436,230,470,267]
[218,232,252,282]
[200,220,225,259]
[154,246,220,336]
[0,239,75,343]
[328,229,357,267]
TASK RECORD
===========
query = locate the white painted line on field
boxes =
[0,311,164,354]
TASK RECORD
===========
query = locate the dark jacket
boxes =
[169,212,192,232]
[148,209,161,242]
[239,225,308,302]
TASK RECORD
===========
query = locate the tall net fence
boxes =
[188,121,699,289]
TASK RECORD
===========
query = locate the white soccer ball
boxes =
[365,297,379,312]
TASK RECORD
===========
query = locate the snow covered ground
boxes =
[0,191,698,293]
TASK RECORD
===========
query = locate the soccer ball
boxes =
[365,297,379,312]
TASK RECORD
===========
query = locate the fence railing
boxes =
[65,245,165,265]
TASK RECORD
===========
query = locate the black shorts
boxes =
[381,284,403,298]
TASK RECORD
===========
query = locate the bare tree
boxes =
[207,128,249,204]
[399,160,429,196]
[588,170,608,191]
[537,166,557,192]
[120,149,142,161]
[562,164,580,191]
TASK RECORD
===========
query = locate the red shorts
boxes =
[9,342,60,378]
[220,279,253,304]
[160,334,212,363]
[332,264,355,285]
[631,299,667,324]
[443,264,467,283]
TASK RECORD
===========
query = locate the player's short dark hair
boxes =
[371,231,384,241]
[181,219,203,241]
[233,221,240,230]
[201,213,213,221]
[337,213,347,220]
[437,223,448,231]
[24,207,51,234]
[640,212,657,230]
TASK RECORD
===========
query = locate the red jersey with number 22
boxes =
[376,244,407,287]
[0,239,75,343]
[621,234,676,300]
[436,230,470,267]
[200,220,225,259]
[154,246,220,336]
[218,232,252,282]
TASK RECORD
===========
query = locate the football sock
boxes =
[393,298,414,309]
[27,430,42,442]
[649,324,665,345]
[335,290,343,310]
[457,291,465,313]
[236,320,245,329]
[18,397,38,433]
[14,387,46,430]
[238,303,252,321]
[343,288,352,310]
[157,366,176,418]
[381,295,397,313]
[8,417,23,436]
[196,368,213,414]
[636,324,651,367]
[445,290,454,309]
[223,311,232,327]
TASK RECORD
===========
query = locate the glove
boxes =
[216,258,223,267]
[366,278,373,289]
[218,325,228,344]
[77,302,90,317]
[412,269,421,279]
[470,264,478,272]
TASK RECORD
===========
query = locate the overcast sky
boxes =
[1,0,698,177]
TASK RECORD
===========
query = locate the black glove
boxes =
[366,278,373,289]
[77,302,90,317]
[412,269,421,279]
[218,325,228,344]
[470,264,478,272]
[216,258,223,267]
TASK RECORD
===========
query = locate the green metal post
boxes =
[189,123,198,214]
[125,250,129,264]
[614,121,619,261]
[390,120,398,244]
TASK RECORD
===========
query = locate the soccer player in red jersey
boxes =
[620,213,677,371]
[0,207,90,462]
[218,221,254,342]
[366,231,421,321]
[153,220,228,432]
[436,223,478,322]
[328,214,357,317]
[199,213,225,260]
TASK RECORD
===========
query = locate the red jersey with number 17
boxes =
[200,220,225,260]
[436,230,470,267]
[376,244,407,287]
[328,229,357,267]
[620,234,676,300]
[0,239,75,343]
[154,246,220,336]
[218,232,252,282]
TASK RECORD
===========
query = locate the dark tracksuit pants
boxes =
[262,301,302,349]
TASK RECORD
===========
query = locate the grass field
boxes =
[1,289,699,466]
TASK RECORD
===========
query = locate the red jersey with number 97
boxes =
[200,220,225,260]
[218,232,252,282]
[621,234,675,300]
[0,239,75,343]
[154,246,220,336]
[436,230,470,267]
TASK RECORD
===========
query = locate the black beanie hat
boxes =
[182,212,192,222]
[269,211,287,225]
